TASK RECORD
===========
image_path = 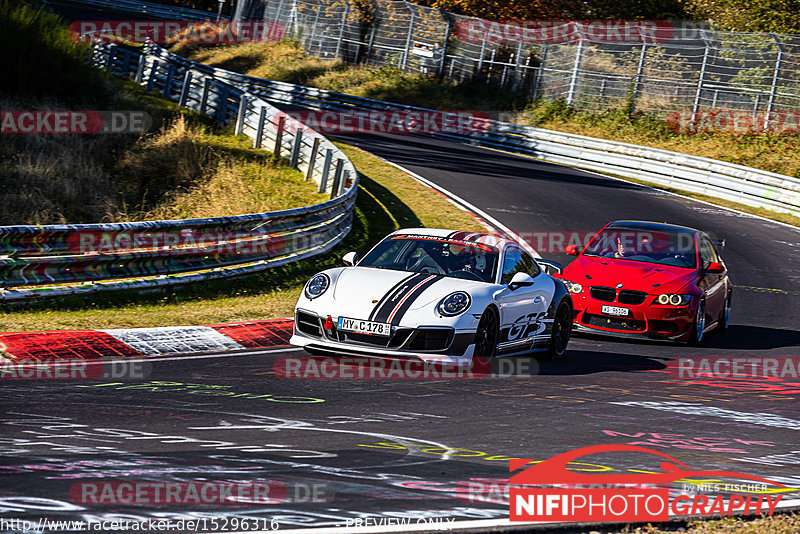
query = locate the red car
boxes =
[557,221,731,344]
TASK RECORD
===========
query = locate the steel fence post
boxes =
[438,9,452,77]
[692,31,710,118]
[533,44,548,100]
[290,129,304,167]
[401,7,415,70]
[235,94,248,135]
[630,42,647,112]
[510,39,524,92]
[163,65,175,98]
[179,70,193,107]
[254,106,267,149]
[566,24,584,106]
[319,148,333,193]
[765,33,784,131]
[200,76,212,114]
[145,60,159,91]
[306,137,321,180]
[335,0,349,59]
[330,159,344,199]
[476,23,487,79]
[105,44,115,72]
[273,115,286,157]
[135,54,147,83]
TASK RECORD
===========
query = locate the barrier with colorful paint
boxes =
[0,42,358,301]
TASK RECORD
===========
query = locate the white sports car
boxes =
[290,229,573,363]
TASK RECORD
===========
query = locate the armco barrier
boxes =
[72,0,800,219]
[138,41,800,218]
[0,42,358,301]
[59,0,217,20]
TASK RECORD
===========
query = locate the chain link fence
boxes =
[234,0,800,118]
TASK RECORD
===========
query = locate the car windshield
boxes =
[581,227,698,268]
[358,235,500,283]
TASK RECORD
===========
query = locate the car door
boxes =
[495,245,551,347]
[697,234,726,318]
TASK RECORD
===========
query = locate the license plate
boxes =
[601,305,630,316]
[337,317,391,336]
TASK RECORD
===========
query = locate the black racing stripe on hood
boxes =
[386,274,444,326]
[369,273,429,322]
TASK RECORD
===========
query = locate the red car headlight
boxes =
[655,294,691,306]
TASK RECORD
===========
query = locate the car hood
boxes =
[563,255,697,293]
[331,267,489,320]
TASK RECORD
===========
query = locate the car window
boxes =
[699,236,718,266]
[501,246,540,284]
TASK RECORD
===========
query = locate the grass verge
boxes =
[0,142,484,330]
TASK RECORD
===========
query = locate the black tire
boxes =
[688,298,706,346]
[546,300,573,360]
[473,308,499,363]
[718,291,731,333]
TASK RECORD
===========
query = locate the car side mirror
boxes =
[564,244,579,256]
[705,261,724,273]
[509,272,535,291]
[536,259,563,276]
[342,251,358,266]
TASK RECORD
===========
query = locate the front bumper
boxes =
[570,294,696,341]
[290,309,476,364]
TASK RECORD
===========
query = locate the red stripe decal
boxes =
[387,275,436,323]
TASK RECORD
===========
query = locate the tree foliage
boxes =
[682,0,800,34]
[408,0,688,21]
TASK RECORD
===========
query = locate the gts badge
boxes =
[507,312,547,341]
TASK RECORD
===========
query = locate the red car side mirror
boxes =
[705,261,724,273]
[564,244,579,256]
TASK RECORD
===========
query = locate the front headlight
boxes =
[562,280,583,294]
[655,294,691,306]
[437,291,471,317]
[304,273,330,299]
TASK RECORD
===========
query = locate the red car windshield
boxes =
[581,227,697,268]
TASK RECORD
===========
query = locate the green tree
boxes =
[683,0,800,34]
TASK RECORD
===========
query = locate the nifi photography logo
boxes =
[508,445,791,522]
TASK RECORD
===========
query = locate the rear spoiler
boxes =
[711,239,726,248]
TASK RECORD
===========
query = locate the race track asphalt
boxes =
[3,130,799,532]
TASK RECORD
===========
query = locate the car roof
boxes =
[389,228,510,248]
[605,220,701,235]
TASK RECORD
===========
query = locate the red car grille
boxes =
[583,313,647,332]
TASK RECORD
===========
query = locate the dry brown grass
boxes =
[115,116,323,220]
[0,106,319,225]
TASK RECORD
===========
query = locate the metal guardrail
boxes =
[134,44,799,218]
[0,42,358,301]
[60,0,218,20]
